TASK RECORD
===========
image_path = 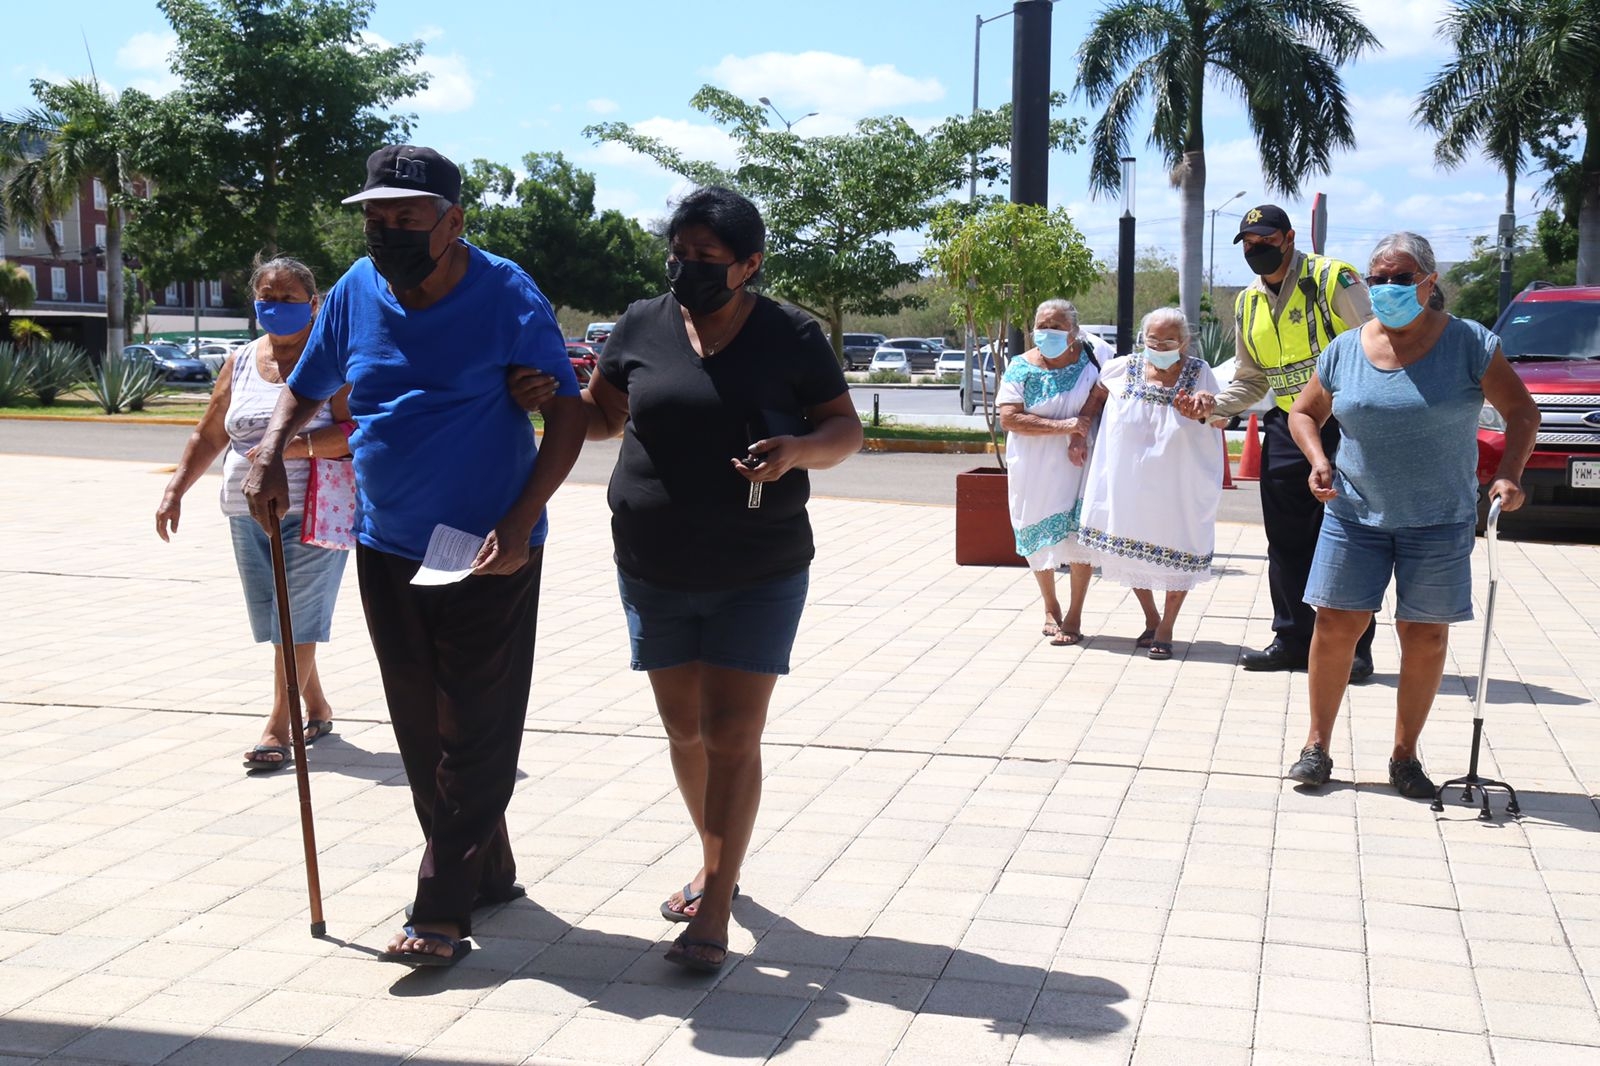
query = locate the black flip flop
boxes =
[661,882,740,923]
[1148,641,1174,661]
[242,745,290,771]
[664,932,729,974]
[1134,628,1157,650]
[381,924,472,968]
[305,720,334,745]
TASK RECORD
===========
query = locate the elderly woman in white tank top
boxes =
[156,257,353,771]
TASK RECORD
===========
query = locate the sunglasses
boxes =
[1365,272,1427,287]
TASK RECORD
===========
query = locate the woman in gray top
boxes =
[1285,232,1538,797]
[156,257,353,771]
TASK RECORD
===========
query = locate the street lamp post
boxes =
[1207,189,1247,301]
[757,97,816,133]
[1116,157,1136,358]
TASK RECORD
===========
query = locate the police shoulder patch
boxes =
[1337,268,1358,288]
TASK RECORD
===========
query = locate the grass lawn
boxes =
[0,390,213,421]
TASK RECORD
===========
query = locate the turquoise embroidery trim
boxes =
[1015,500,1083,557]
[1002,353,1090,409]
[1124,353,1201,407]
[1079,525,1212,573]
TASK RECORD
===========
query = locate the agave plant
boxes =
[24,341,88,405]
[87,346,167,414]
[1195,319,1234,368]
[0,342,32,406]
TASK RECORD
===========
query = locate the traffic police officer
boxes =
[1213,205,1377,681]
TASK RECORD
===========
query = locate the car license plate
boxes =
[1570,458,1600,489]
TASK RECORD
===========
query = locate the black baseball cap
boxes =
[1232,204,1291,243]
[342,145,460,206]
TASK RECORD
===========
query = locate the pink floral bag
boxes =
[301,458,357,550]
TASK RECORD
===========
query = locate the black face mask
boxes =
[667,258,739,315]
[366,216,444,291]
[1243,241,1286,277]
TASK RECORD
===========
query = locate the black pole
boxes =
[1117,212,1135,357]
[1009,0,1052,360]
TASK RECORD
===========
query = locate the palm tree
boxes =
[0,78,143,355]
[1526,0,1600,284]
[1076,0,1377,328]
[0,260,36,343]
[1417,1,1554,314]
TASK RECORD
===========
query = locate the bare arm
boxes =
[507,367,628,441]
[1480,348,1539,512]
[155,351,238,540]
[473,394,588,574]
[1288,373,1336,501]
[241,387,330,527]
[998,404,1092,437]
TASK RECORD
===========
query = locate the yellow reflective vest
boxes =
[1234,253,1359,412]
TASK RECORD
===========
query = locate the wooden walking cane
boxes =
[266,507,328,936]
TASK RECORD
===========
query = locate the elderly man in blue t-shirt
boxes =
[245,145,585,966]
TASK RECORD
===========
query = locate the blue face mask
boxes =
[1145,345,1182,369]
[255,299,313,337]
[1033,328,1072,358]
[1370,283,1425,329]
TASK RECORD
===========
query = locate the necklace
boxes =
[695,293,752,356]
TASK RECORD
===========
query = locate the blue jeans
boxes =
[228,514,348,643]
[617,568,809,675]
[1304,512,1474,624]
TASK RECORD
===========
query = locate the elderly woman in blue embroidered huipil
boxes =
[1079,307,1224,660]
[997,299,1108,646]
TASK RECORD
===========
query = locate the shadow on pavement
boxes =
[381,897,1132,1057]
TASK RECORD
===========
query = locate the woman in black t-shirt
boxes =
[511,187,861,974]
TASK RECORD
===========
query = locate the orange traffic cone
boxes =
[1221,433,1236,490]
[1235,412,1262,481]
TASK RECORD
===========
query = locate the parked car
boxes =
[869,349,915,376]
[192,342,239,375]
[957,352,999,409]
[1479,282,1600,531]
[875,337,943,372]
[585,321,615,349]
[122,343,212,386]
[566,342,599,384]
[842,332,887,370]
[1080,323,1119,352]
[936,349,967,376]
[1211,355,1277,429]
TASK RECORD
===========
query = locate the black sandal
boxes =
[664,932,729,974]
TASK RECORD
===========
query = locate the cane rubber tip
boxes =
[311,921,327,937]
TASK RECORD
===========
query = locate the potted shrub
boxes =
[924,200,1098,565]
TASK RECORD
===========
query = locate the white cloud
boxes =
[586,98,619,115]
[586,117,740,175]
[362,31,476,114]
[115,30,179,95]
[1352,0,1452,61]
[706,51,943,118]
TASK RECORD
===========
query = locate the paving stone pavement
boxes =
[2,453,1599,1066]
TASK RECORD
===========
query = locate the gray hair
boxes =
[1035,298,1079,328]
[248,255,317,300]
[1140,305,1191,343]
[1370,231,1446,310]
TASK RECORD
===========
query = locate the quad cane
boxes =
[1431,497,1521,821]
[267,507,329,935]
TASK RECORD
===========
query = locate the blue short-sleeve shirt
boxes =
[1318,317,1497,530]
[287,243,580,560]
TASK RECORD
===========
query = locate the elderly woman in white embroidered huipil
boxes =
[997,299,1108,645]
[1078,307,1224,660]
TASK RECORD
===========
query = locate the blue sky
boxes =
[5,0,1545,287]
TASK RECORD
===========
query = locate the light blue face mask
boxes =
[1370,283,1425,329]
[1033,328,1071,358]
[1144,343,1182,369]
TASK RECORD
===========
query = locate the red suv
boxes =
[1479,283,1600,529]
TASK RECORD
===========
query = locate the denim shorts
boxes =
[228,514,350,644]
[617,567,809,675]
[1305,511,1474,624]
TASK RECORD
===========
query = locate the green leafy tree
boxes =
[587,86,1084,359]
[1075,0,1377,329]
[126,0,426,290]
[461,153,664,314]
[0,260,36,343]
[1446,229,1576,325]
[923,200,1100,459]
[1521,0,1600,284]
[1,78,152,355]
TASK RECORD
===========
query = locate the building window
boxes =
[51,267,67,301]
[95,224,106,250]
[17,223,34,250]
[164,282,178,305]
[97,270,107,299]
[20,265,36,291]
[51,220,65,246]
[209,280,223,305]
[93,179,107,209]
